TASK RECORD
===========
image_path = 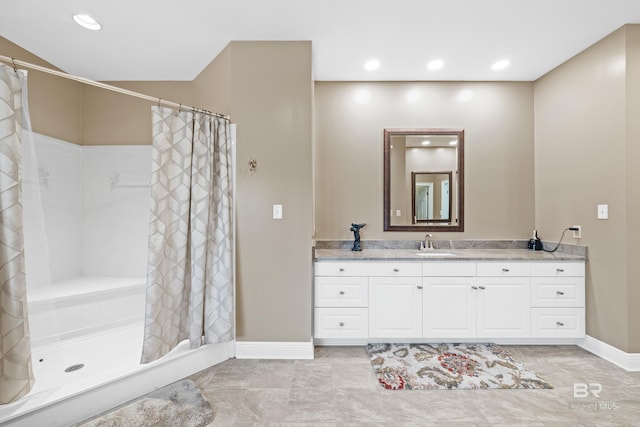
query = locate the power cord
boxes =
[542,227,580,253]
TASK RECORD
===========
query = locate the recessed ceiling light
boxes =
[364,59,380,71]
[354,89,371,104]
[457,89,473,103]
[406,89,421,104]
[421,140,431,145]
[427,59,444,71]
[73,14,102,31]
[491,59,510,71]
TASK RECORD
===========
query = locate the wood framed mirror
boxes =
[384,128,464,232]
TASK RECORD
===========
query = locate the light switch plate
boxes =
[273,204,283,219]
[597,204,608,220]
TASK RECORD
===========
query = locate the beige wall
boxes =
[197,41,313,342]
[193,44,231,114]
[7,29,639,353]
[626,26,640,353]
[4,38,313,344]
[314,81,535,241]
[534,25,639,352]
[1,36,83,144]
[82,81,194,145]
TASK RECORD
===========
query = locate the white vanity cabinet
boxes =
[422,262,477,338]
[314,262,368,339]
[313,257,585,344]
[368,263,422,338]
[530,262,585,338]
[475,262,531,338]
[423,262,530,339]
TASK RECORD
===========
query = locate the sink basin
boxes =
[415,252,455,257]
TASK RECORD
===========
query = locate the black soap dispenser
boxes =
[527,229,543,251]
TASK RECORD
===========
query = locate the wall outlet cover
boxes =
[572,225,582,239]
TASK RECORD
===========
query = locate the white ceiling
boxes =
[2,0,640,82]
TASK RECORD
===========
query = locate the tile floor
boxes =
[190,345,640,426]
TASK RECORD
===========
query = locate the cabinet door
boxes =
[369,277,422,338]
[476,277,531,338]
[423,277,477,338]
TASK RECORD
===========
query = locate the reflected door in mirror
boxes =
[412,171,452,223]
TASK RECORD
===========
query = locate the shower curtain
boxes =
[0,63,34,404]
[141,106,233,363]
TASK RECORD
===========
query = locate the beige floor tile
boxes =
[189,345,640,426]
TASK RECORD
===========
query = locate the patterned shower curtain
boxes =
[0,63,34,403]
[141,106,234,363]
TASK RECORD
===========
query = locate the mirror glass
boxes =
[384,128,464,232]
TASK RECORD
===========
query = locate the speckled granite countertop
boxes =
[314,248,585,262]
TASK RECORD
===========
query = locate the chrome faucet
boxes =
[421,233,434,250]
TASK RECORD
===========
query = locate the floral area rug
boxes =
[366,343,553,390]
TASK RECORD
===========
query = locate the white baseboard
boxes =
[235,339,314,360]
[579,335,640,372]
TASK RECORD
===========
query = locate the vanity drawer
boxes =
[531,277,585,307]
[314,277,368,307]
[422,262,476,277]
[314,308,368,338]
[476,262,531,277]
[531,308,585,338]
[531,262,585,277]
[315,262,368,277]
[368,262,422,277]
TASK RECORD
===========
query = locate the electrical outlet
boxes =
[572,225,582,239]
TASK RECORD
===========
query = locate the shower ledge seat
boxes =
[28,276,146,347]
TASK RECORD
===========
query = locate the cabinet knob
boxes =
[471,286,478,290]
[556,321,565,327]
[339,322,345,327]
[417,285,423,289]
[556,268,565,273]
[393,268,399,272]
[502,268,509,272]
[479,285,486,290]
[338,268,345,272]
[339,290,345,295]
[556,290,565,296]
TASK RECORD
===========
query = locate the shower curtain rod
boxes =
[0,55,229,120]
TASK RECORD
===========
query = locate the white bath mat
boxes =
[75,379,214,426]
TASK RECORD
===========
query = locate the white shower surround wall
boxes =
[31,133,151,285]
[0,134,237,426]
